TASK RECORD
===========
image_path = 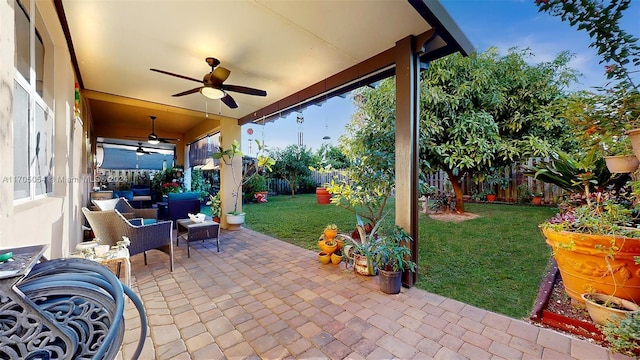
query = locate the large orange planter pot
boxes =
[316,187,331,204]
[542,227,640,303]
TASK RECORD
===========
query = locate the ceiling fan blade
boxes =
[150,68,203,84]
[222,84,267,96]
[221,93,238,109]
[211,66,231,84]
[172,87,203,97]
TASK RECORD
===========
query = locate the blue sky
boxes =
[242,0,640,154]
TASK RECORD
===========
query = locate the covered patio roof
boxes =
[57,0,474,287]
[56,0,473,143]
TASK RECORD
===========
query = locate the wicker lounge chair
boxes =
[82,207,174,271]
[92,197,158,224]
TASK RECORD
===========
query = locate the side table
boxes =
[71,245,131,287]
[176,218,220,257]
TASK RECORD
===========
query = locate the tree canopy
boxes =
[268,144,314,197]
[345,47,578,213]
[420,47,577,211]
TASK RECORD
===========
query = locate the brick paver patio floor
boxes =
[117,227,632,360]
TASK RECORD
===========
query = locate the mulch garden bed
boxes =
[529,259,606,345]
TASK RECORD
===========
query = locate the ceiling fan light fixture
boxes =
[200,87,225,100]
[148,138,160,145]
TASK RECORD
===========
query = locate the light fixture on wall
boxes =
[200,87,225,99]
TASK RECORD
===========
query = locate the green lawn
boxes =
[214,193,558,319]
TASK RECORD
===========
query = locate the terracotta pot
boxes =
[330,252,342,265]
[335,238,343,251]
[353,254,376,276]
[316,187,331,204]
[531,196,542,206]
[318,252,331,265]
[542,228,640,303]
[581,293,639,325]
[604,155,640,173]
[379,269,402,294]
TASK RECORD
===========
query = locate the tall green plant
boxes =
[521,150,628,195]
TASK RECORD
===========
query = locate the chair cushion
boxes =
[142,218,157,225]
[131,187,151,196]
[113,190,134,201]
[92,198,120,210]
[168,192,200,202]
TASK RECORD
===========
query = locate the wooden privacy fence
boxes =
[267,159,564,203]
[424,158,564,204]
[266,170,349,195]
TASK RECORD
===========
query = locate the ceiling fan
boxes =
[135,143,153,155]
[150,57,267,109]
[126,116,179,144]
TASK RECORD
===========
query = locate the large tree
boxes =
[420,47,577,212]
[268,144,314,197]
[347,47,577,213]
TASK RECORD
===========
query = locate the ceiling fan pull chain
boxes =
[205,100,208,118]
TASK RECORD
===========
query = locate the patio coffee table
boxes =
[176,218,220,257]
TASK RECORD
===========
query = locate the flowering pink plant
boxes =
[161,182,181,195]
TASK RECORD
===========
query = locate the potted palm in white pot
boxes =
[212,139,275,230]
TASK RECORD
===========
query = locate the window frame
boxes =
[13,0,55,203]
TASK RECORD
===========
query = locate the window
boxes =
[13,0,54,200]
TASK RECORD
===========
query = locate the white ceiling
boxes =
[61,0,472,143]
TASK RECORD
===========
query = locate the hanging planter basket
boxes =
[604,155,640,173]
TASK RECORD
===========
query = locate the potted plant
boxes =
[516,183,534,204]
[212,139,275,230]
[341,213,389,276]
[531,192,543,206]
[483,167,509,202]
[602,135,639,173]
[243,174,268,203]
[309,166,333,204]
[539,181,640,304]
[373,226,417,294]
[323,224,338,240]
[209,193,221,223]
[581,292,640,326]
[330,249,343,265]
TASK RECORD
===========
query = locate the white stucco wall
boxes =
[1,0,86,258]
